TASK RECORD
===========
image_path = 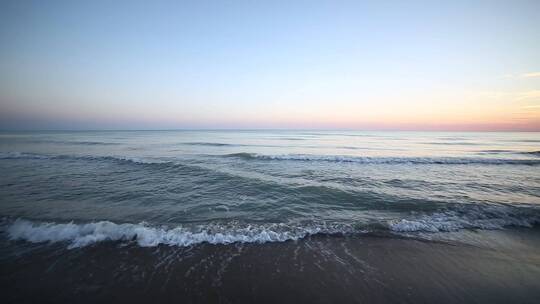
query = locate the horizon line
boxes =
[1,128,539,133]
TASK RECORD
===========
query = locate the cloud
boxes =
[515,90,540,101]
[521,72,540,78]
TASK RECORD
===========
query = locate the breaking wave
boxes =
[224,153,540,165]
[4,151,539,166]
[5,204,539,248]
[6,220,342,249]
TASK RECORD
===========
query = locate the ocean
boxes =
[1,130,539,303]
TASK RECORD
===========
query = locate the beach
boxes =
[2,229,540,303]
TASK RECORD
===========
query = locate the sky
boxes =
[0,0,539,131]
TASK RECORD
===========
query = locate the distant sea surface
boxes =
[1,130,539,303]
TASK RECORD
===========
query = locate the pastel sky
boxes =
[1,0,539,130]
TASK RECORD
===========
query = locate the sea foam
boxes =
[3,151,539,166]
[6,220,326,249]
[6,204,539,249]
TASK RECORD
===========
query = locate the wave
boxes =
[274,137,307,141]
[423,142,480,146]
[299,133,377,137]
[0,152,50,159]
[478,150,540,156]
[478,149,515,154]
[4,151,540,169]
[508,139,540,143]
[182,142,242,147]
[71,141,119,146]
[6,139,119,146]
[523,151,540,156]
[6,220,343,249]
[0,152,167,165]
[224,153,540,166]
[389,204,540,232]
[5,204,539,248]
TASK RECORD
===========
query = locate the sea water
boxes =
[1,130,538,248]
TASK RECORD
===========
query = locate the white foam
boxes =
[389,207,540,233]
[6,205,539,248]
[3,151,538,166]
[6,220,323,249]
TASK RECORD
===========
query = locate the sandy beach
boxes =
[2,228,539,303]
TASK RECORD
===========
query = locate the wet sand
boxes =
[1,229,540,304]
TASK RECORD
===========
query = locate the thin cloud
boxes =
[515,90,540,101]
[521,72,540,78]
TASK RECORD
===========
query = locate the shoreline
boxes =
[2,228,539,303]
